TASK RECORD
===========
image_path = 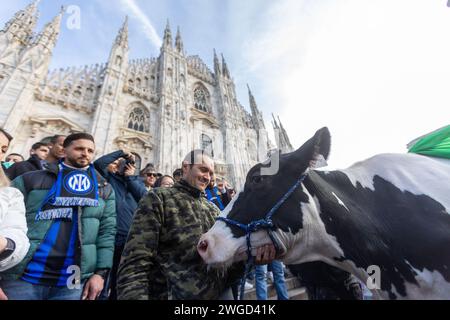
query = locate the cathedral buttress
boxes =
[0,0,39,60]
[157,22,189,175]
[0,5,62,134]
[91,16,129,155]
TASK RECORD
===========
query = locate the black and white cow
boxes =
[198,128,450,299]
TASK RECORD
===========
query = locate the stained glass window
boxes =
[127,106,150,133]
[194,87,209,112]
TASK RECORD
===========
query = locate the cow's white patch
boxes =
[273,191,398,300]
[201,220,245,268]
[199,192,276,267]
[400,261,450,299]
[274,190,346,268]
[339,153,450,212]
[331,192,350,212]
[310,154,328,169]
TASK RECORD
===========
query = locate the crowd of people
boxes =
[0,127,368,301]
[0,127,279,300]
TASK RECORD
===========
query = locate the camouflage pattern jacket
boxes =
[117,179,243,300]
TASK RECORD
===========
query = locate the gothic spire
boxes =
[106,15,129,70]
[248,84,258,113]
[115,16,129,49]
[272,113,280,129]
[175,26,184,53]
[274,115,293,153]
[277,116,284,128]
[23,0,40,16]
[163,19,172,48]
[213,49,221,75]
[33,6,64,50]
[2,0,40,45]
[248,84,266,130]
[221,53,230,78]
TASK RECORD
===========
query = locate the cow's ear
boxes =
[292,127,331,169]
[309,127,331,168]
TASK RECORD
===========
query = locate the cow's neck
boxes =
[276,177,348,268]
[290,171,375,285]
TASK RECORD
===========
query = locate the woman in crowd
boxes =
[0,128,30,300]
[153,175,175,188]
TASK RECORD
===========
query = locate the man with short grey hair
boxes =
[140,163,161,191]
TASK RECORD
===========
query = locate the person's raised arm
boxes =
[94,150,127,178]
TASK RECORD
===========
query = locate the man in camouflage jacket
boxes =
[117,150,247,300]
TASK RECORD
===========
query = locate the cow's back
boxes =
[338,153,450,212]
[309,153,450,299]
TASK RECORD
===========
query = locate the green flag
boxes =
[408,125,450,159]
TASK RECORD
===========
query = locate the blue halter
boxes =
[216,173,308,300]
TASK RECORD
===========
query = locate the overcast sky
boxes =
[1,0,449,169]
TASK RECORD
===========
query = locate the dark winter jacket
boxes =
[5,155,44,181]
[94,150,148,245]
[0,164,117,281]
[117,180,245,300]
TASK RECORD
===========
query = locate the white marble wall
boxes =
[0,5,272,190]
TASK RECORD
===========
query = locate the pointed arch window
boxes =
[127,105,150,133]
[201,134,214,157]
[116,55,122,66]
[194,85,210,113]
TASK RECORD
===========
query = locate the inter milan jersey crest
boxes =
[64,171,94,196]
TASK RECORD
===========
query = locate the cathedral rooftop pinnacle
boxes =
[33,6,64,49]
[28,0,40,12]
[214,49,221,75]
[272,114,293,152]
[247,84,259,111]
[115,16,129,48]
[221,54,230,78]
[2,0,40,45]
[163,19,172,47]
[248,84,266,131]
[272,113,280,129]
[175,26,184,53]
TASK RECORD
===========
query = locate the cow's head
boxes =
[198,127,331,268]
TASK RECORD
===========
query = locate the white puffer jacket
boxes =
[0,187,30,272]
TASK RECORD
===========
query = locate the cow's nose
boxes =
[198,239,208,253]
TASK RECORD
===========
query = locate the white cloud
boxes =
[241,0,450,169]
[118,0,162,48]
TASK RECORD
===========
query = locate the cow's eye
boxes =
[252,175,263,184]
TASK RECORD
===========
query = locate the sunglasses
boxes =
[145,173,159,178]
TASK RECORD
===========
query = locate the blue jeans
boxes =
[255,261,289,300]
[0,279,84,300]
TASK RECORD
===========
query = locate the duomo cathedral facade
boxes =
[0,2,292,189]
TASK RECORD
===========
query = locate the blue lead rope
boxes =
[216,173,308,300]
